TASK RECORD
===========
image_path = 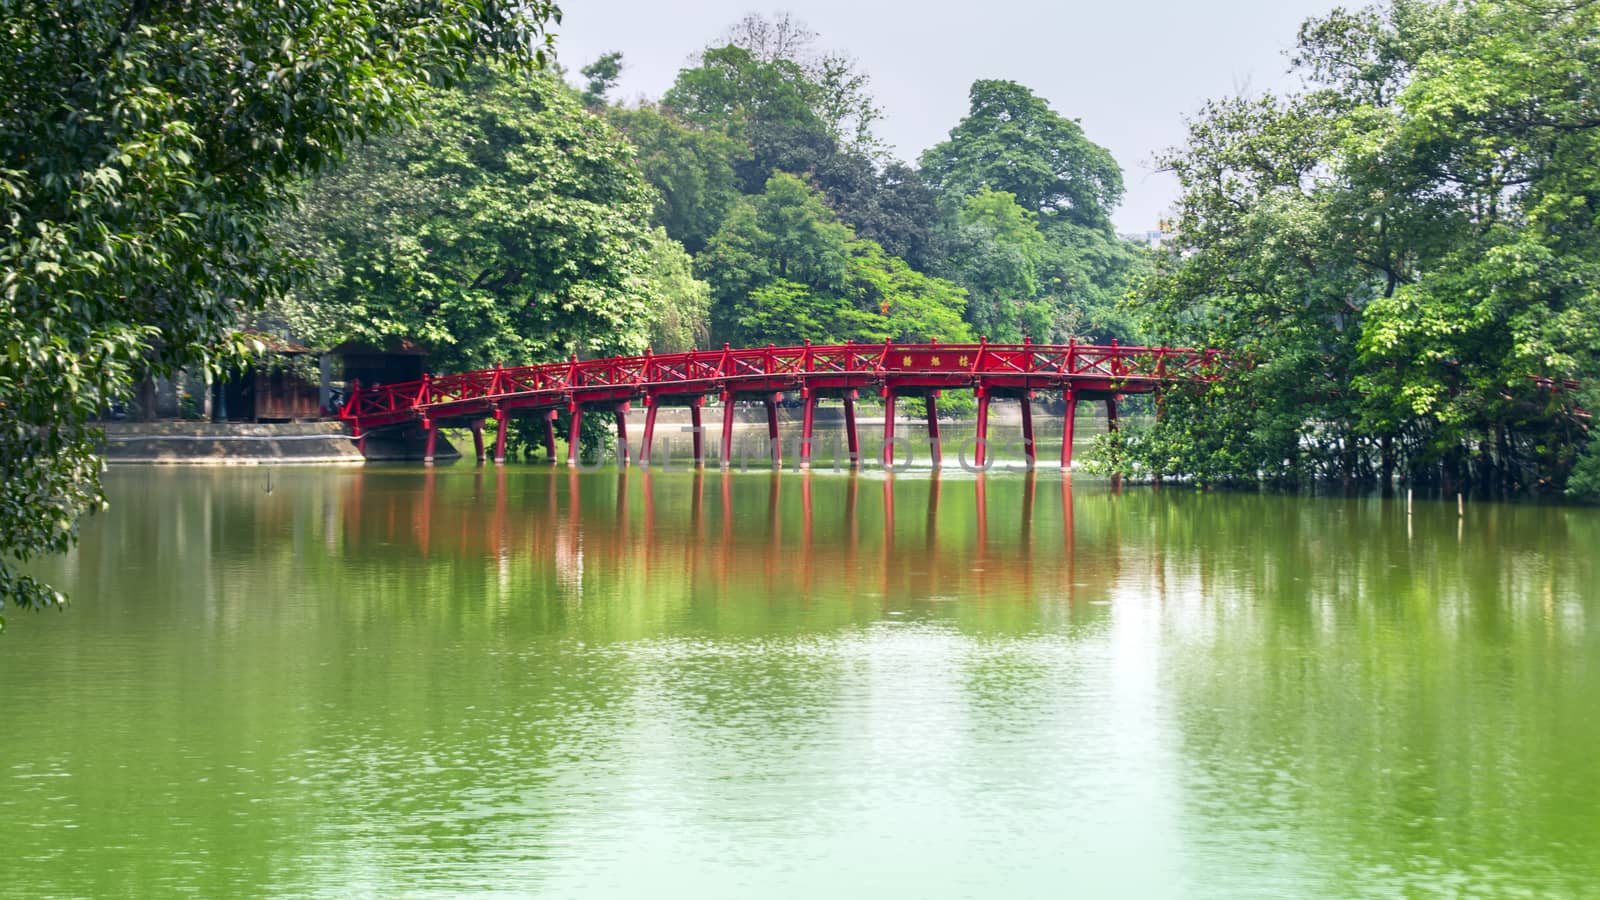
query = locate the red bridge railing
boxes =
[339,339,1231,468]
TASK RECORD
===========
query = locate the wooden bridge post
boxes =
[765,392,781,465]
[720,390,735,469]
[882,389,897,468]
[640,396,660,466]
[799,390,816,468]
[1021,390,1036,468]
[541,409,557,463]
[566,403,584,467]
[926,392,942,467]
[471,419,486,464]
[974,386,991,468]
[1060,388,1077,470]
[493,408,508,464]
[690,397,705,466]
[614,401,631,467]
[422,417,437,466]
[843,389,860,468]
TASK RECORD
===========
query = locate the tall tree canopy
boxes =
[280,67,684,371]
[662,45,834,194]
[1120,0,1597,495]
[920,80,1124,229]
[0,0,558,618]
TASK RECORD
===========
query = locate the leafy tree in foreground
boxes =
[280,68,666,371]
[698,172,853,340]
[1115,0,1597,494]
[0,0,558,621]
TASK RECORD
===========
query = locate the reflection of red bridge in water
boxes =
[345,468,1118,607]
[340,340,1228,468]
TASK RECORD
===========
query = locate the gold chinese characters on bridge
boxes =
[893,354,969,369]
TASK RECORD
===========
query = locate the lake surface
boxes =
[3,463,1598,898]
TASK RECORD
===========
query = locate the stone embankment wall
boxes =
[101,422,368,465]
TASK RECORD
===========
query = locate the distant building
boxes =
[1119,229,1168,249]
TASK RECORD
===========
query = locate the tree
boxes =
[280,67,660,372]
[811,157,944,272]
[606,105,741,254]
[702,173,967,346]
[1119,0,1598,494]
[0,0,557,621]
[662,45,834,194]
[920,80,1123,228]
[841,242,971,343]
[579,51,624,108]
[716,12,883,157]
[698,172,853,341]
[941,188,1045,340]
[1035,218,1150,343]
[640,227,712,353]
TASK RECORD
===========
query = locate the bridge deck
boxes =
[339,340,1228,469]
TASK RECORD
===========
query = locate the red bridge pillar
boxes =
[614,400,631,467]
[882,389,897,468]
[720,391,735,469]
[422,418,437,466]
[1060,388,1077,470]
[843,389,860,468]
[541,409,557,463]
[1021,391,1036,468]
[690,398,705,466]
[471,418,486,464]
[974,387,991,468]
[765,392,781,465]
[566,403,583,467]
[926,392,942,467]
[799,391,817,468]
[640,396,660,465]
[493,408,508,464]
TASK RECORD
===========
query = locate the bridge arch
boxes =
[339,339,1227,469]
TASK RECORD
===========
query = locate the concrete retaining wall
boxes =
[101,421,367,465]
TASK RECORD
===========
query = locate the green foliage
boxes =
[732,279,880,347]
[663,45,833,194]
[841,242,970,343]
[281,67,658,371]
[579,51,624,108]
[921,80,1124,228]
[1121,0,1599,492]
[607,105,741,254]
[715,12,884,157]
[699,172,853,340]
[918,82,1145,343]
[640,228,712,353]
[942,188,1044,340]
[703,174,968,346]
[0,0,556,614]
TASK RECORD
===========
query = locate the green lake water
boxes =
[3,463,1598,897]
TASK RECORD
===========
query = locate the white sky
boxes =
[550,0,1344,233]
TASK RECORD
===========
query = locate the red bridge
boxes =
[339,339,1227,468]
